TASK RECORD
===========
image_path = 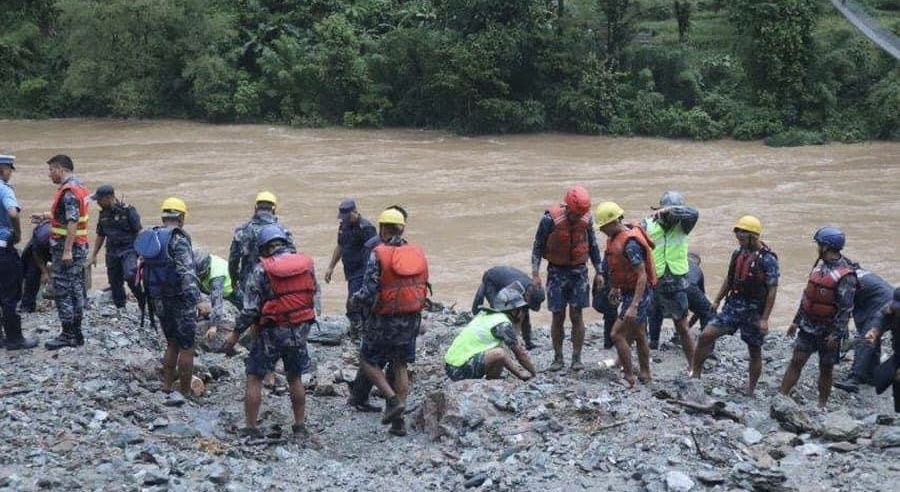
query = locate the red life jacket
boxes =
[727,242,777,301]
[605,224,658,290]
[374,242,429,316]
[543,205,591,267]
[49,181,90,245]
[799,260,856,323]
[260,253,316,326]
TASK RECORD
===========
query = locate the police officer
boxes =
[649,252,713,348]
[228,191,294,292]
[351,209,429,436]
[223,225,321,444]
[864,287,900,413]
[43,154,91,351]
[780,226,857,409]
[324,198,376,341]
[20,218,52,313]
[134,197,199,396]
[0,154,37,350]
[834,268,893,392]
[89,185,145,315]
[642,190,699,366]
[472,266,545,350]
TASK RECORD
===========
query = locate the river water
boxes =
[2,119,898,330]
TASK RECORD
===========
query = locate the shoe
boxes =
[381,396,405,425]
[603,340,614,350]
[349,400,381,413]
[73,318,84,346]
[570,359,585,371]
[45,324,78,351]
[547,358,565,372]
[649,339,660,350]
[833,377,860,393]
[292,424,323,449]
[524,341,538,350]
[389,417,407,437]
[6,338,38,351]
[239,427,262,438]
[2,314,37,351]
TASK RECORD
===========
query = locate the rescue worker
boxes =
[351,209,428,437]
[472,266,545,350]
[531,185,602,372]
[193,248,243,342]
[324,198,376,341]
[88,185,145,316]
[691,216,779,396]
[595,202,657,387]
[228,191,293,292]
[20,218,52,313]
[1,154,37,350]
[642,190,698,365]
[863,287,899,413]
[833,268,893,392]
[649,252,713,347]
[446,282,537,381]
[780,226,857,409]
[222,225,321,443]
[134,198,200,396]
[43,154,91,350]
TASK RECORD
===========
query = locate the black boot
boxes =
[348,370,380,412]
[3,314,37,351]
[45,323,78,350]
[73,317,84,346]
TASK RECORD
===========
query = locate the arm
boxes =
[90,235,105,266]
[227,231,242,290]
[586,217,603,274]
[493,322,535,379]
[207,276,227,327]
[659,205,699,235]
[171,233,200,304]
[830,274,857,340]
[312,265,322,317]
[233,266,264,335]
[530,214,552,284]
[623,239,647,323]
[350,251,381,308]
[324,244,341,283]
[61,191,80,263]
[128,205,142,232]
[3,188,21,243]
[757,254,780,335]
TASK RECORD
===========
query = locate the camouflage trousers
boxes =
[51,249,87,324]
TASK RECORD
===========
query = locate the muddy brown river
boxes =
[2,119,898,329]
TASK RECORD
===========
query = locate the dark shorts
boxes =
[445,352,487,381]
[155,298,197,350]
[618,289,653,325]
[546,264,590,312]
[360,337,417,367]
[654,289,689,320]
[245,324,312,377]
[794,330,840,366]
[709,302,765,347]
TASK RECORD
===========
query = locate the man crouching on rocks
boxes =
[445,282,537,382]
[223,225,321,445]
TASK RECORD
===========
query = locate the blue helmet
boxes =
[813,226,845,251]
[658,190,685,208]
[257,224,288,252]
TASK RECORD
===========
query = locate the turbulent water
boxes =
[2,119,898,328]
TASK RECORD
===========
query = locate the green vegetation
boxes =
[1,0,898,144]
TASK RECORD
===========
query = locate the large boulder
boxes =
[769,394,814,434]
[819,411,861,442]
[414,379,519,440]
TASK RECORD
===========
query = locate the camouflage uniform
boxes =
[228,211,293,290]
[352,236,422,367]
[51,176,88,326]
[234,245,321,376]
[152,230,200,350]
[710,247,780,347]
[792,257,857,365]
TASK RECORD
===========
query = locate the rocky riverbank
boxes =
[1,291,898,491]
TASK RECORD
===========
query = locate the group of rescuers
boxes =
[1,154,898,443]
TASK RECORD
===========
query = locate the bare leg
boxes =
[392,362,409,404]
[779,350,812,396]
[161,341,179,392]
[818,362,834,409]
[635,325,652,382]
[177,348,194,397]
[747,345,762,395]
[673,317,695,367]
[287,374,306,426]
[245,374,263,429]
[484,348,508,379]
[360,359,396,399]
[570,307,585,365]
[692,325,722,378]
[611,318,636,387]
[550,310,566,363]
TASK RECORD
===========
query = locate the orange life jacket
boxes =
[374,242,429,316]
[543,205,591,267]
[605,224,658,291]
[260,253,316,326]
[727,243,777,301]
[49,180,90,245]
[799,260,856,323]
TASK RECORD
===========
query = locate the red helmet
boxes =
[564,186,591,215]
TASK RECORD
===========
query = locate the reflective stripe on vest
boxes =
[260,253,317,326]
[49,181,90,244]
[543,205,591,267]
[374,242,429,316]
[644,220,688,276]
[201,255,234,298]
[444,311,509,367]
[605,224,658,291]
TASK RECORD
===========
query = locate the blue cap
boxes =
[0,155,15,169]
[90,184,115,200]
[338,198,357,219]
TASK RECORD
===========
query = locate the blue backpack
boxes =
[134,227,179,297]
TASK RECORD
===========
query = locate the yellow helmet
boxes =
[255,191,277,206]
[594,201,624,228]
[734,215,762,235]
[161,197,188,216]
[377,209,406,226]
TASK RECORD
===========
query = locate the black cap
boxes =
[90,184,115,200]
[337,198,357,220]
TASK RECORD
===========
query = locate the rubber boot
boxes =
[851,340,879,385]
[3,314,38,350]
[73,317,85,346]
[45,323,77,350]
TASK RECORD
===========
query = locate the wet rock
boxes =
[665,470,694,491]
[463,472,488,488]
[741,427,764,445]
[770,394,813,434]
[417,379,512,439]
[163,392,187,407]
[731,462,793,492]
[872,427,900,449]
[827,442,859,453]
[796,443,826,456]
[207,463,230,485]
[820,411,860,442]
[313,368,338,397]
[142,470,169,486]
[694,470,725,485]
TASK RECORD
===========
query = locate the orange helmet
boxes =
[564,186,591,215]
